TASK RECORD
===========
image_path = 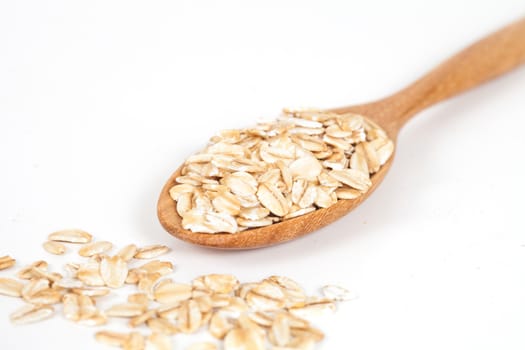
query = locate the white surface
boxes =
[1,1,525,349]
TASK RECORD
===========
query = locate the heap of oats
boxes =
[170,109,394,233]
[0,229,355,350]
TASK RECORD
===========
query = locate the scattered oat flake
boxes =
[290,325,325,342]
[54,277,84,289]
[100,256,128,288]
[72,287,110,298]
[146,317,178,335]
[78,313,107,327]
[123,332,145,350]
[209,312,235,339]
[134,245,170,259]
[128,293,150,306]
[78,294,98,320]
[138,260,174,276]
[137,272,162,297]
[321,285,357,301]
[203,274,239,294]
[145,332,172,350]
[77,260,105,286]
[43,241,66,255]
[79,241,113,257]
[17,260,48,279]
[0,255,16,270]
[48,229,93,243]
[0,277,24,297]
[129,310,156,328]
[24,288,62,305]
[106,303,146,318]
[21,278,49,300]
[224,327,265,350]
[154,280,192,304]
[10,304,54,325]
[289,299,336,318]
[95,331,129,347]
[271,313,291,347]
[178,299,202,334]
[117,244,138,262]
[62,293,80,321]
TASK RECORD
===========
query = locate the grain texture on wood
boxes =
[158,17,525,249]
[333,18,525,137]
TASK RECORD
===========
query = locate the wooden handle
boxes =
[337,18,525,136]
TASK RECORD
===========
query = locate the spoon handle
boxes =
[338,17,525,135]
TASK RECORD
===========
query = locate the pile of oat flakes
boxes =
[0,229,354,350]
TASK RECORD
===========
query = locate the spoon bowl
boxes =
[157,111,395,249]
[158,18,525,249]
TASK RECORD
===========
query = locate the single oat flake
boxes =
[78,241,113,257]
[10,304,54,325]
[48,229,93,243]
[321,284,358,302]
[134,245,170,259]
[0,256,16,271]
[0,277,24,297]
[145,332,172,350]
[100,256,128,288]
[43,241,67,255]
[95,331,129,347]
[169,109,394,233]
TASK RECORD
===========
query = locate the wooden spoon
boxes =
[158,18,525,249]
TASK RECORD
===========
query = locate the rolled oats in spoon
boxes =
[169,109,394,234]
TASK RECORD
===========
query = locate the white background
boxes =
[1,1,525,349]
